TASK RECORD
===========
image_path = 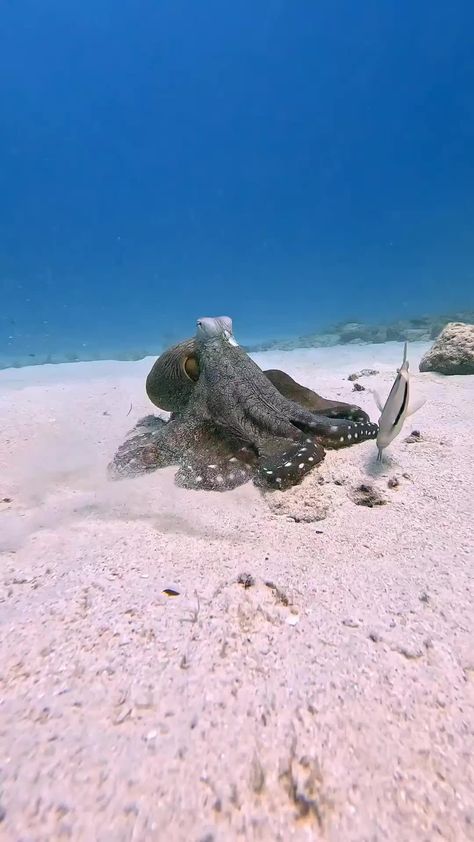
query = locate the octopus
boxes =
[109,316,379,491]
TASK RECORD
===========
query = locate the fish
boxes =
[374,343,426,461]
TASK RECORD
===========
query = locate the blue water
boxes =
[1,0,474,365]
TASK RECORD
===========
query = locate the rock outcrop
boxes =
[245,309,474,353]
[419,322,474,375]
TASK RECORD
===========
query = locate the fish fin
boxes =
[372,389,384,413]
[406,396,426,417]
[256,437,324,490]
[397,342,409,373]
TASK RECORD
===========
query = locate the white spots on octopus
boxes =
[181,456,252,490]
[330,420,379,443]
[261,436,324,489]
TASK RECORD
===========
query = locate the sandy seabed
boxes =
[0,341,472,842]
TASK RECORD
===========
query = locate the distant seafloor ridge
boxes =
[0,308,473,372]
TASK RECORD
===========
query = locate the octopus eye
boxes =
[184,355,200,381]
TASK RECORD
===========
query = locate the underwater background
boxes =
[1,0,474,368]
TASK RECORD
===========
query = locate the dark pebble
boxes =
[237,572,255,589]
[405,430,423,443]
[350,483,387,507]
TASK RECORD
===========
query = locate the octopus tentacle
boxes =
[175,424,256,491]
[108,415,172,478]
[256,435,325,490]
[286,405,379,449]
[263,369,370,422]
[109,412,258,490]
[176,411,257,490]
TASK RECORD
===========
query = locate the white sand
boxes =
[0,341,473,841]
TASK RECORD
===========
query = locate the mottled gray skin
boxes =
[145,337,371,422]
[110,327,379,491]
